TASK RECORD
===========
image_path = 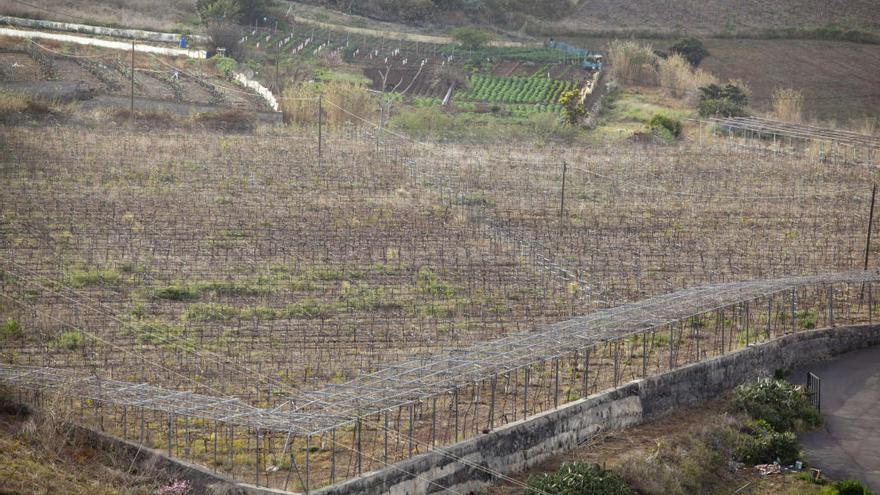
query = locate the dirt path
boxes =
[795,345,880,491]
[0,26,205,58]
[286,2,537,48]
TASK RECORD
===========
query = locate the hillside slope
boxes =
[551,0,880,37]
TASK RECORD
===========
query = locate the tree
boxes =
[198,0,240,23]
[649,114,683,139]
[558,89,585,125]
[198,0,270,25]
[450,27,493,50]
[697,83,748,117]
[207,22,244,59]
[669,38,709,67]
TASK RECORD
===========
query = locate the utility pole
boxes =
[317,95,323,158]
[130,41,135,118]
[865,183,876,270]
[559,160,567,239]
[274,53,280,94]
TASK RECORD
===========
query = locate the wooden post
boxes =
[274,52,281,94]
[865,184,876,270]
[828,285,834,327]
[613,340,620,387]
[130,41,135,118]
[431,397,437,449]
[453,387,459,442]
[356,417,362,475]
[383,411,389,465]
[255,429,261,486]
[408,404,414,457]
[559,161,567,238]
[317,95,323,158]
[582,348,591,397]
[331,428,337,483]
[553,358,560,408]
[744,302,750,346]
[167,414,173,457]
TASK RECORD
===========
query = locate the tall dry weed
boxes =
[658,53,717,100]
[771,88,804,122]
[281,80,376,126]
[607,40,659,86]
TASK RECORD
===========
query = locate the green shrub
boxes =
[152,283,201,301]
[697,83,748,117]
[669,38,709,67]
[617,419,742,494]
[1,319,23,341]
[211,55,238,78]
[525,462,635,495]
[55,330,83,350]
[737,419,800,465]
[648,114,683,139]
[451,27,493,50]
[733,378,821,432]
[833,479,874,495]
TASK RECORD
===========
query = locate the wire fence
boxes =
[1,120,879,492]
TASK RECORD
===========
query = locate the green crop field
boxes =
[459,74,576,105]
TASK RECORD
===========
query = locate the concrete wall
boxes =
[77,425,288,495]
[314,324,880,495]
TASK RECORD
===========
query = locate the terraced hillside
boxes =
[0,36,271,114]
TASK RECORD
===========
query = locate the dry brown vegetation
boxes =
[0,389,157,495]
[546,0,880,37]
[0,37,269,114]
[487,396,835,495]
[1,122,877,489]
[607,40,717,100]
[0,0,201,32]
[281,80,376,125]
[772,87,805,122]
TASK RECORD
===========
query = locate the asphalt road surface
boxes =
[796,344,880,490]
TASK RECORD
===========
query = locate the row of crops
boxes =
[458,74,577,105]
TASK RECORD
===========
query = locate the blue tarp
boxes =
[548,40,603,70]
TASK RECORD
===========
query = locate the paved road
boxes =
[795,344,880,490]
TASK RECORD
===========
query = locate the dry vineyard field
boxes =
[0,37,270,112]
[0,125,877,490]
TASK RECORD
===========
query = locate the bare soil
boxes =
[551,0,880,37]
[571,36,880,124]
[0,37,273,114]
[700,38,880,123]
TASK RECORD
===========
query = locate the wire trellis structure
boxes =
[2,122,880,492]
[282,270,880,432]
[3,270,880,492]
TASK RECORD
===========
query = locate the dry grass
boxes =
[0,89,58,122]
[657,53,717,100]
[0,389,155,495]
[281,80,376,126]
[607,40,658,86]
[0,0,201,32]
[772,88,805,122]
[546,0,880,37]
[0,89,31,115]
[608,42,716,102]
[192,108,255,131]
